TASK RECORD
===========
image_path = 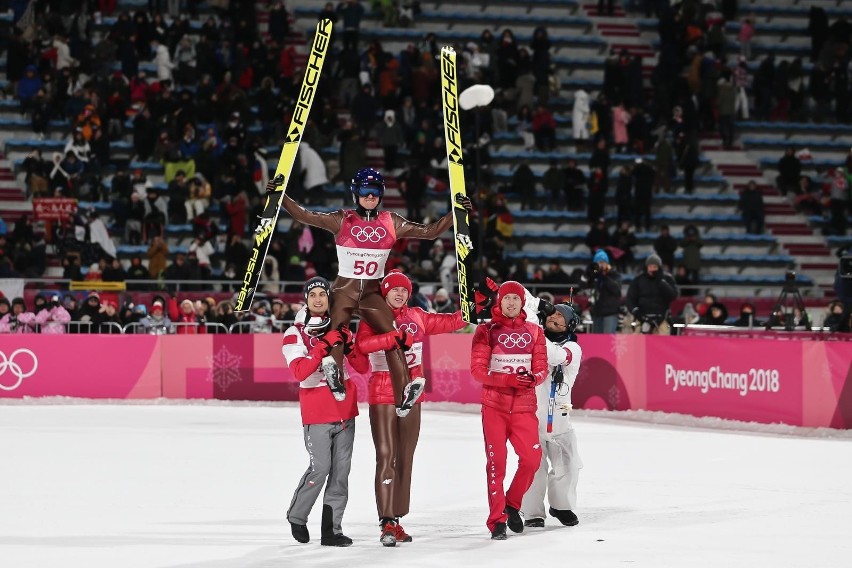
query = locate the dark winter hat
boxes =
[12,297,25,308]
[381,270,412,298]
[645,254,663,268]
[304,276,331,301]
[553,303,580,332]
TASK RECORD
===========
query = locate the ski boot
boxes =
[524,518,545,528]
[396,377,426,417]
[321,356,346,401]
[290,522,309,543]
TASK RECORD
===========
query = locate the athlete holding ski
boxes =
[276,169,472,417]
[355,270,467,546]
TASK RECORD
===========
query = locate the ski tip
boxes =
[441,46,456,55]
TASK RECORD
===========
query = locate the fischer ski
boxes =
[440,46,476,324]
[234,18,333,312]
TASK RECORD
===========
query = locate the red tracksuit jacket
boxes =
[356,305,465,404]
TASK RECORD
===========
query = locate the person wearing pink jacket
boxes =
[34,294,72,334]
[0,298,37,333]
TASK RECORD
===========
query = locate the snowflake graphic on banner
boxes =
[206,346,243,391]
[611,334,629,357]
[608,384,621,408]
[431,354,461,398]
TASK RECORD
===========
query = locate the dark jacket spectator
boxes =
[626,254,679,318]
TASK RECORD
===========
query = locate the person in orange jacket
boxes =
[470,280,548,540]
[355,270,466,546]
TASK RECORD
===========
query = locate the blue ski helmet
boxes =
[350,167,385,205]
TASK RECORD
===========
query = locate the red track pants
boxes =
[481,405,542,532]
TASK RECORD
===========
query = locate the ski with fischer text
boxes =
[234,19,333,312]
[440,46,476,324]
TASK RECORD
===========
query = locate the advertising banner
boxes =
[0,335,161,398]
[645,336,804,424]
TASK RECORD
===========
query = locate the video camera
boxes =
[583,262,602,285]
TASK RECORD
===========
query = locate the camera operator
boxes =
[583,249,622,334]
[626,254,679,334]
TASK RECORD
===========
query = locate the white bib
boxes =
[369,341,423,371]
[489,353,533,375]
[336,245,391,279]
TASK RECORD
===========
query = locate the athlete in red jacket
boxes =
[470,280,548,540]
[283,276,372,548]
[356,270,466,546]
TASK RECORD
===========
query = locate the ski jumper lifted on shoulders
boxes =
[355,270,466,546]
[469,280,548,540]
[278,168,471,416]
[282,276,370,548]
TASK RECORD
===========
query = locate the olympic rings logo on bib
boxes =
[0,348,39,391]
[350,226,387,243]
[399,323,418,335]
[497,333,532,349]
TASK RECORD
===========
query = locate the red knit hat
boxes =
[495,280,526,305]
[381,270,412,297]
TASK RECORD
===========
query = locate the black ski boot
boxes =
[505,506,524,533]
[290,522,309,543]
[491,522,508,540]
[524,518,545,528]
[320,505,353,547]
[549,507,579,526]
[321,356,346,401]
[396,377,425,417]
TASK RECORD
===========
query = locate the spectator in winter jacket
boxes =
[356,270,466,545]
[283,276,370,548]
[653,225,678,272]
[626,255,679,334]
[0,298,36,333]
[432,287,457,314]
[168,297,206,334]
[140,299,172,335]
[738,180,765,234]
[470,280,548,540]
[584,249,622,334]
[34,294,72,334]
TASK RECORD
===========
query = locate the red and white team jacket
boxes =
[282,313,368,425]
[470,307,548,414]
[335,210,397,279]
[356,305,465,405]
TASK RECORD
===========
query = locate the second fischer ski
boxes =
[440,46,476,324]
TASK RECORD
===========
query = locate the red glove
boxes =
[509,371,535,389]
[394,328,415,351]
[311,329,343,358]
[475,277,500,313]
[338,324,355,355]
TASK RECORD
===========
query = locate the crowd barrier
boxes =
[0,334,850,429]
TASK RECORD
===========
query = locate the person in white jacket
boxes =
[151,38,175,82]
[572,89,590,142]
[519,290,584,528]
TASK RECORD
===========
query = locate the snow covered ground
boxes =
[2,402,851,568]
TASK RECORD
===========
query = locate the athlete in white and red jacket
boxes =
[356,269,466,546]
[283,276,371,548]
[470,280,548,540]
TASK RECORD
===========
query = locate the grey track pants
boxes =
[286,418,355,535]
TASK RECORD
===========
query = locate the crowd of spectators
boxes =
[0,1,849,336]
